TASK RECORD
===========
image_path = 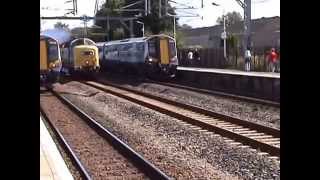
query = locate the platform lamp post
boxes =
[136,21,144,37]
[212,2,227,60]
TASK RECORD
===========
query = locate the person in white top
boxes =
[187,49,194,66]
[244,48,252,71]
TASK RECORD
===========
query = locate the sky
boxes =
[40,0,280,30]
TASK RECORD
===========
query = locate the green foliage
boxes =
[216,11,243,27]
[227,34,238,49]
[175,31,185,49]
[112,28,125,40]
[54,22,70,31]
[180,24,192,30]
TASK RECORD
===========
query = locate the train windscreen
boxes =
[148,40,158,59]
[169,40,176,58]
[48,41,59,62]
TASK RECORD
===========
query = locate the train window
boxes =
[48,44,59,62]
[84,39,95,45]
[148,40,157,58]
[105,45,111,52]
[71,38,96,47]
[169,40,177,58]
[136,42,144,52]
[105,45,119,60]
[133,42,145,60]
[114,45,120,51]
[120,44,132,51]
[82,51,94,56]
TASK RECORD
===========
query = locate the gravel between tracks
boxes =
[41,115,82,180]
[55,81,280,180]
[40,93,147,179]
[96,75,280,129]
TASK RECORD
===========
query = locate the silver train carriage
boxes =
[97,34,178,78]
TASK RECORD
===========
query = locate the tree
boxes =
[139,1,177,35]
[54,22,70,31]
[94,0,125,40]
[216,11,243,27]
[180,24,192,30]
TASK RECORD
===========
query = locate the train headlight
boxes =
[86,60,89,64]
[148,58,153,62]
[49,63,56,68]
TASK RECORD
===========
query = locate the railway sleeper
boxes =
[257,152,269,156]
[238,132,266,136]
[248,135,274,139]
[260,139,280,143]
[233,130,257,134]
[263,141,280,146]
[217,125,239,128]
[229,142,242,146]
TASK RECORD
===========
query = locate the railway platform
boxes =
[40,117,73,180]
[176,66,280,102]
[177,67,280,78]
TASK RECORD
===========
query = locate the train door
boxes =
[159,38,170,65]
[40,40,48,71]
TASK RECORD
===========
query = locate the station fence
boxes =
[178,47,280,72]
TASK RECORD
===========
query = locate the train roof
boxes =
[41,29,72,45]
[40,35,59,43]
[70,38,96,46]
[97,34,175,46]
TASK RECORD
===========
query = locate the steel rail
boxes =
[49,89,171,180]
[84,80,280,157]
[146,79,280,107]
[40,107,92,180]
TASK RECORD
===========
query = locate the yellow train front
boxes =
[40,35,62,83]
[61,38,99,76]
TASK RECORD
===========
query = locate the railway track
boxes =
[145,79,280,107]
[40,89,170,180]
[94,72,279,107]
[83,80,280,159]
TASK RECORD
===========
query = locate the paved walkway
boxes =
[40,117,73,180]
[177,66,280,79]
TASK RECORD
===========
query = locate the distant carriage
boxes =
[97,34,179,78]
[40,35,62,83]
[61,38,100,76]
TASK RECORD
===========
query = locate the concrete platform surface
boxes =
[177,66,280,79]
[40,117,74,180]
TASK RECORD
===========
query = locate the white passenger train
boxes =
[97,34,178,78]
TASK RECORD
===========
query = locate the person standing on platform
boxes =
[187,49,193,66]
[268,48,278,72]
[244,48,252,71]
[193,48,200,67]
